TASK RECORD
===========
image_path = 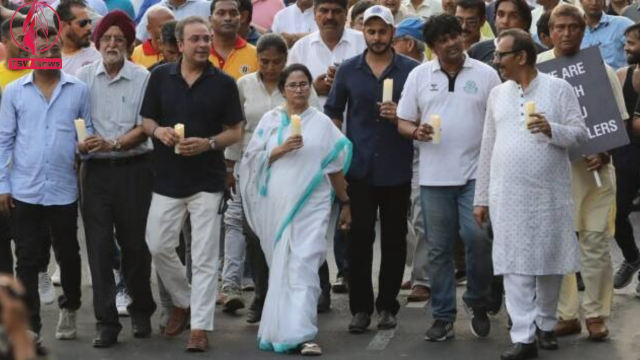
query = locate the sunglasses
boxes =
[74,19,92,28]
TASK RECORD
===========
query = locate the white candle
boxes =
[382,78,393,102]
[291,115,301,135]
[431,115,441,144]
[593,170,602,188]
[174,123,185,154]
[74,119,87,142]
[524,101,536,129]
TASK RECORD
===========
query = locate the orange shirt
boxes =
[131,40,162,69]
[209,37,259,81]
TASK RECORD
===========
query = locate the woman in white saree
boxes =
[240,64,353,356]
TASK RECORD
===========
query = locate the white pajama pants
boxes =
[504,274,563,344]
[146,192,223,331]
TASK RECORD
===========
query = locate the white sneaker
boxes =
[51,266,61,286]
[116,290,131,316]
[38,271,56,305]
[55,309,77,340]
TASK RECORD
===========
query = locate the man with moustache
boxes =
[132,6,175,69]
[141,16,243,352]
[0,26,92,343]
[456,0,490,50]
[0,19,31,90]
[397,14,500,341]
[76,10,157,348]
[325,5,418,333]
[612,23,640,296]
[537,3,625,341]
[56,0,102,75]
[378,0,412,24]
[475,29,587,360]
[208,0,259,80]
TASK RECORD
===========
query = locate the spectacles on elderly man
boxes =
[100,35,127,45]
[493,49,522,61]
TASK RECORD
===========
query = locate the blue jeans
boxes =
[420,180,491,323]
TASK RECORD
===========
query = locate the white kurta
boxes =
[474,73,588,275]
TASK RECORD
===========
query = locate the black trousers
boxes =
[0,216,12,275]
[347,179,410,316]
[613,145,640,264]
[11,200,81,333]
[82,158,156,335]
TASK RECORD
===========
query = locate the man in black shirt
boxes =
[140,16,243,353]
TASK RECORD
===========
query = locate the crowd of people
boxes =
[0,0,639,358]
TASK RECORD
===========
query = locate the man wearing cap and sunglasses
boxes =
[55,0,102,76]
[325,5,418,334]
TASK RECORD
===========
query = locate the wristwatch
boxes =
[208,137,217,151]
[112,139,122,151]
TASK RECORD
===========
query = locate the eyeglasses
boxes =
[456,16,480,27]
[100,35,127,45]
[186,35,212,44]
[285,82,310,91]
[552,24,582,34]
[493,49,522,60]
[77,19,92,27]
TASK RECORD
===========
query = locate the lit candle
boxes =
[382,78,393,102]
[431,114,441,144]
[524,101,536,129]
[174,123,185,154]
[74,119,87,142]
[291,115,301,136]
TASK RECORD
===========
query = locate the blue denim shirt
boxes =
[581,13,634,70]
[325,51,418,186]
[0,72,92,205]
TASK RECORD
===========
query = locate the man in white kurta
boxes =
[474,29,587,360]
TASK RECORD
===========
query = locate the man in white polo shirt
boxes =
[397,13,500,342]
[288,0,366,105]
[271,0,318,47]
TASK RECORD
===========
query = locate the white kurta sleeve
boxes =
[474,89,497,207]
[549,81,588,149]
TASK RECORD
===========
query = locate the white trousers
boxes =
[146,192,223,331]
[504,274,563,344]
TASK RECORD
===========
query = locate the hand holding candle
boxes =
[291,115,301,136]
[524,101,535,130]
[382,78,393,102]
[75,119,87,142]
[431,115,442,144]
[174,123,185,154]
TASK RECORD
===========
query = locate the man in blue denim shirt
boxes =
[325,5,417,334]
[580,0,633,70]
[0,27,93,343]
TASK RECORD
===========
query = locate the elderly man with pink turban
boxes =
[76,10,157,349]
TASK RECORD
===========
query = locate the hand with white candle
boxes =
[524,101,535,129]
[174,123,185,154]
[431,115,442,144]
[153,125,181,148]
[382,78,393,102]
[527,113,552,138]
[291,115,302,135]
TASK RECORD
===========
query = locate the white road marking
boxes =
[367,329,396,351]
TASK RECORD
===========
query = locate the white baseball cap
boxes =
[363,5,395,27]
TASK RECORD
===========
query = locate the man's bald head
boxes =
[147,6,175,44]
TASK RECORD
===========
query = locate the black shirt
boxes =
[626,65,640,145]
[324,51,417,186]
[140,60,243,198]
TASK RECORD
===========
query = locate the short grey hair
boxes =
[175,16,210,41]
[398,35,426,61]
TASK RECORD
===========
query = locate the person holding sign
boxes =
[537,4,627,342]
[325,5,418,334]
[0,26,92,345]
[397,14,500,342]
[140,17,243,352]
[474,29,588,360]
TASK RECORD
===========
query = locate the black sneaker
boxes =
[464,303,490,338]
[332,276,348,294]
[424,320,454,341]
[613,257,640,289]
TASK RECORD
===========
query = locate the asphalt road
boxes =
[35,214,640,360]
